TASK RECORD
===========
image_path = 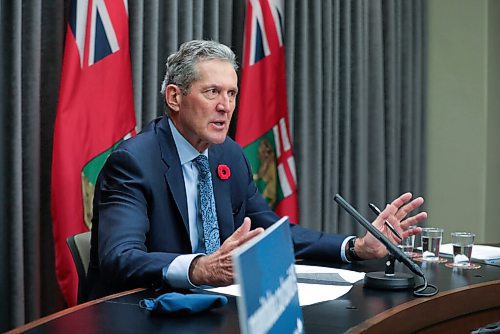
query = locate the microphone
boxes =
[334,194,425,291]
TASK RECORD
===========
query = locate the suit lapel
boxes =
[209,144,233,242]
[156,118,189,234]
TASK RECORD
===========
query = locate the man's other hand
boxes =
[188,217,264,286]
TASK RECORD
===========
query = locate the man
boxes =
[85,40,426,301]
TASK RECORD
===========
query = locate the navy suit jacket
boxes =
[85,117,346,300]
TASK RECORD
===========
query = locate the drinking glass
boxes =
[449,232,476,268]
[398,226,416,257]
[421,227,443,261]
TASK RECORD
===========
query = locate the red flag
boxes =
[236,0,299,223]
[51,0,136,306]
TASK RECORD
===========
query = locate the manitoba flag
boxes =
[236,0,298,223]
[51,0,136,306]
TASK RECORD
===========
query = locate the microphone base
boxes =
[364,271,415,290]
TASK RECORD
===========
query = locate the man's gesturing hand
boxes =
[189,217,264,286]
[354,192,427,260]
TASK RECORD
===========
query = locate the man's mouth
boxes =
[211,120,226,128]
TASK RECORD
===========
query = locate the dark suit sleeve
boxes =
[239,150,347,263]
[91,149,181,291]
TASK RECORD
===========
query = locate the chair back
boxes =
[66,231,91,303]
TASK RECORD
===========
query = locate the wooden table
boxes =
[9,258,500,333]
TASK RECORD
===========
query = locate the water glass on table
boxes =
[445,232,480,269]
[398,225,417,258]
[420,227,444,262]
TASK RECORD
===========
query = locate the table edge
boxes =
[6,288,146,334]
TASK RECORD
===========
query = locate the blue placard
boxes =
[233,216,304,334]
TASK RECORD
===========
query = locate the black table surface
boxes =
[20,257,500,334]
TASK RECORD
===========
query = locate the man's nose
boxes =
[216,94,231,113]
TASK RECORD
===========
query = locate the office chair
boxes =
[66,231,91,304]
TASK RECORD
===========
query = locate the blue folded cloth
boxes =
[140,292,228,316]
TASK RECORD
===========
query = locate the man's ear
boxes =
[165,84,182,112]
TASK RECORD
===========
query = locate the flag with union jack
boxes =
[51,0,136,305]
[236,0,299,223]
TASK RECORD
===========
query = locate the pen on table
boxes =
[368,203,403,241]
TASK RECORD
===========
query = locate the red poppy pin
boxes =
[217,164,231,180]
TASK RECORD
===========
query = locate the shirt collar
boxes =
[168,118,208,165]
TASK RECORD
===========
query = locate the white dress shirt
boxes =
[163,119,208,289]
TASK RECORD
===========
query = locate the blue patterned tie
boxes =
[193,155,220,254]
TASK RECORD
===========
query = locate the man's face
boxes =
[170,59,238,152]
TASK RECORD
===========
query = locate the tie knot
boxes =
[193,155,210,176]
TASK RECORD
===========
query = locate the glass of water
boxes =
[398,226,417,257]
[449,232,476,268]
[421,227,443,261]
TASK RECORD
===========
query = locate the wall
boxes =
[485,0,500,241]
[426,0,500,243]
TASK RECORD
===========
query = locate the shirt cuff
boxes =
[162,253,204,289]
[341,236,356,263]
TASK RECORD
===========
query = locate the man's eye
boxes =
[228,90,237,98]
[205,89,218,98]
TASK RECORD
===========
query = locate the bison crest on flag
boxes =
[245,118,297,210]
